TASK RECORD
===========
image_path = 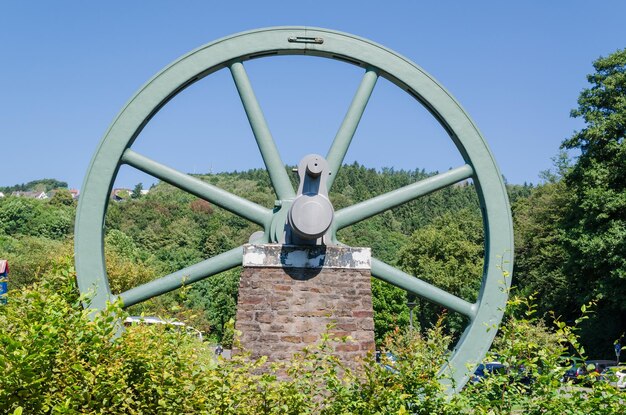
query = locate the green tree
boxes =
[105,229,140,260]
[49,189,75,206]
[560,48,626,356]
[512,156,572,318]
[0,198,35,235]
[131,182,143,199]
[371,278,409,343]
[30,206,73,239]
[398,209,484,335]
[187,269,240,343]
[0,196,73,240]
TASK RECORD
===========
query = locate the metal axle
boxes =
[287,154,334,245]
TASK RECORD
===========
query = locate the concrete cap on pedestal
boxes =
[243,244,371,269]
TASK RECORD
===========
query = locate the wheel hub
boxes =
[287,154,334,244]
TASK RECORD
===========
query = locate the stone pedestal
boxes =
[235,244,375,367]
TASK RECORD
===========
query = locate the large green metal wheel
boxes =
[75,27,513,393]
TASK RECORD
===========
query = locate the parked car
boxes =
[562,359,614,384]
[471,362,507,383]
[123,315,203,341]
[599,366,626,390]
[375,351,399,373]
[563,364,587,384]
[513,364,534,386]
[589,360,617,373]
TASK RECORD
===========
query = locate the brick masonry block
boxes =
[235,244,375,370]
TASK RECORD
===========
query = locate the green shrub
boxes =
[1,263,624,414]
[0,196,73,240]
[456,295,625,414]
[0,235,73,289]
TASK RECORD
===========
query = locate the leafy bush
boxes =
[457,296,625,414]
[0,235,73,289]
[0,198,36,235]
[3,262,624,414]
[0,196,73,240]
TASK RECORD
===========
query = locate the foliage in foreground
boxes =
[0,264,448,415]
[2,264,625,415]
[458,295,625,415]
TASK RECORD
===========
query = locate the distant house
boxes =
[110,188,132,202]
[0,192,4,198]
[453,180,471,188]
[69,189,80,200]
[12,191,48,199]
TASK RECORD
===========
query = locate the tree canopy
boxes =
[0,178,68,193]
[559,48,626,354]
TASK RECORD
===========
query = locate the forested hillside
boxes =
[0,159,605,356]
[1,48,624,359]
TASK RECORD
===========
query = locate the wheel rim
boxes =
[75,27,513,393]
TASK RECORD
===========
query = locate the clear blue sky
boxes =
[1,1,625,190]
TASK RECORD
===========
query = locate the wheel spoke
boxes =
[229,61,295,200]
[119,246,243,307]
[334,164,473,230]
[326,69,378,190]
[371,258,477,319]
[122,149,271,226]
